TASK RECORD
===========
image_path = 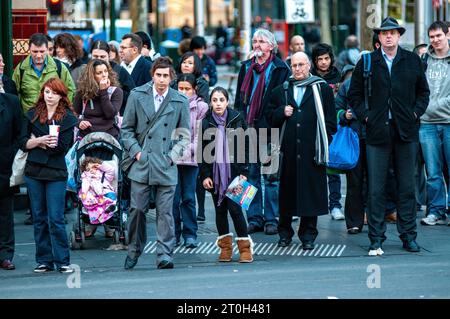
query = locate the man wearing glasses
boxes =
[119,33,152,87]
[234,29,290,236]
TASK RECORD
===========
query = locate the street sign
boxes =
[284,0,315,24]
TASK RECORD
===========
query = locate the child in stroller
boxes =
[79,156,117,225]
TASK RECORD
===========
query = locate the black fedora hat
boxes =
[373,16,406,35]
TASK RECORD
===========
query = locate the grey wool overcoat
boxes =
[121,82,190,186]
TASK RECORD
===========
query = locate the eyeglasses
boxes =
[119,46,134,50]
[291,63,308,69]
[252,39,269,45]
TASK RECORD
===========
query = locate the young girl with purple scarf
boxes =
[199,87,254,263]
[172,73,208,248]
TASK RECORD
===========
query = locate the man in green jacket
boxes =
[13,33,75,112]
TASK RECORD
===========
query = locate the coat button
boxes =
[164,123,168,126]
[385,122,389,125]
[146,121,149,124]
[148,136,152,139]
[297,123,300,127]
[297,155,301,159]
[297,139,300,143]
[163,137,166,141]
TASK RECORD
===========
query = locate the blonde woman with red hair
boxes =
[19,77,78,273]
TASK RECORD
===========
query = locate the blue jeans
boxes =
[419,124,450,218]
[25,177,70,268]
[246,163,279,227]
[172,165,199,241]
[328,174,342,211]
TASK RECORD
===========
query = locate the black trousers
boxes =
[0,195,15,262]
[278,214,318,244]
[211,194,248,238]
[345,139,367,230]
[366,124,418,245]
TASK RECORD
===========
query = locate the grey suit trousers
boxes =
[127,180,176,265]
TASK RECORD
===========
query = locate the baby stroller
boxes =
[69,132,129,249]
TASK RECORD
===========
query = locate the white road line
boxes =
[331,245,341,257]
[286,244,296,255]
[320,244,330,256]
[326,245,335,257]
[273,246,283,256]
[314,244,325,256]
[267,244,279,256]
[254,243,268,254]
[290,244,301,255]
[262,243,274,255]
[337,245,346,256]
[144,241,157,254]
[199,242,213,253]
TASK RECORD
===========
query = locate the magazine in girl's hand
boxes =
[225,176,258,210]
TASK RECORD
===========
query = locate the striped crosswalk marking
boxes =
[143,241,346,257]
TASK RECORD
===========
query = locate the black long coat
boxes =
[0,93,22,197]
[265,81,337,216]
[348,47,430,145]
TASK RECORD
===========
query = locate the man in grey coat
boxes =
[121,57,190,269]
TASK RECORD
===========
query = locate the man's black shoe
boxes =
[247,224,264,234]
[124,256,139,270]
[302,242,315,250]
[277,238,292,247]
[157,260,174,269]
[402,240,421,252]
[265,224,278,235]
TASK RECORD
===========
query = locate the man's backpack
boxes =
[18,57,63,94]
[362,52,372,111]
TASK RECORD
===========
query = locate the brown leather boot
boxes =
[236,236,254,263]
[216,233,233,262]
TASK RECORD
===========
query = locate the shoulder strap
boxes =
[136,92,168,146]
[54,58,62,79]
[421,53,429,72]
[362,53,372,110]
[19,60,25,95]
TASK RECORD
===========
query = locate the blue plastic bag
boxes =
[65,140,79,192]
[327,125,359,170]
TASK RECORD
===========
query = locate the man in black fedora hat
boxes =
[348,16,430,256]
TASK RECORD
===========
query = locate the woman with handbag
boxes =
[73,59,123,238]
[19,78,78,273]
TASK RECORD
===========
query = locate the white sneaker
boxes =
[420,214,447,226]
[331,208,345,220]
[368,248,384,256]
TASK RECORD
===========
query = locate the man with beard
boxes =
[234,29,290,236]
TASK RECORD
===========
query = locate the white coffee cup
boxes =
[48,124,60,146]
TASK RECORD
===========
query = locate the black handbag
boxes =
[261,121,286,182]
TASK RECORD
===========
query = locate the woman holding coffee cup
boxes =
[19,78,78,273]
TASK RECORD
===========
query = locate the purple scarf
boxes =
[240,53,274,125]
[212,109,231,206]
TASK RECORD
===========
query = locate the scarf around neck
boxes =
[240,53,274,125]
[212,109,231,206]
[289,74,329,165]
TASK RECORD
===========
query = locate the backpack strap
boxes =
[421,53,429,72]
[54,58,62,79]
[362,53,372,111]
[19,58,63,95]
